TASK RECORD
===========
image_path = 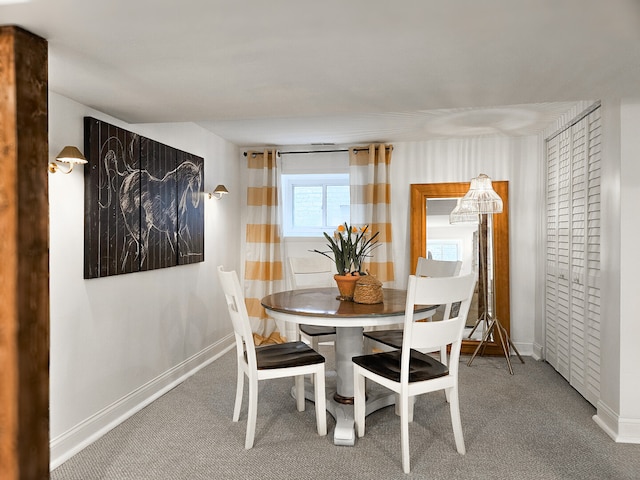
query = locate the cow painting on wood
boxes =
[84,117,204,278]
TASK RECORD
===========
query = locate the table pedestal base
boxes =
[292,374,395,446]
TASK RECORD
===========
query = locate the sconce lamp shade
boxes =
[56,146,88,164]
[48,146,88,174]
[459,173,503,214]
[213,184,229,195]
[449,197,479,224]
[209,184,229,199]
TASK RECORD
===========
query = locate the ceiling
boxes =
[3,0,640,146]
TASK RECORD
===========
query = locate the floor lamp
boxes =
[450,174,524,374]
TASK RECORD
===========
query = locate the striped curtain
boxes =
[244,149,286,345]
[349,144,395,285]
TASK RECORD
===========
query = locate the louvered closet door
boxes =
[547,128,572,380]
[545,133,559,369]
[584,110,601,404]
[558,128,573,380]
[545,106,601,406]
[570,118,588,394]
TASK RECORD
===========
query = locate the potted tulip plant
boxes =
[311,223,380,300]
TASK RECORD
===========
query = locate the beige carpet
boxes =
[51,348,640,480]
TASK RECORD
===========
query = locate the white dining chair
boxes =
[217,266,327,449]
[352,273,476,473]
[288,256,336,350]
[363,257,462,350]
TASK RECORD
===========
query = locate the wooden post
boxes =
[0,25,50,479]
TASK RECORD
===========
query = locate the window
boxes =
[282,173,349,237]
[427,239,462,262]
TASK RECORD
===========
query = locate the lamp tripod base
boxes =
[466,312,491,339]
[467,314,524,375]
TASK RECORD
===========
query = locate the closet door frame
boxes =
[544,102,601,406]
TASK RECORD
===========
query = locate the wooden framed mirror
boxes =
[410,182,510,355]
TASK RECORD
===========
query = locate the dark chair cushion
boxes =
[253,341,325,370]
[299,324,336,337]
[352,349,448,383]
[363,329,403,349]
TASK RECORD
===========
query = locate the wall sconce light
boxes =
[48,146,88,174]
[208,184,229,200]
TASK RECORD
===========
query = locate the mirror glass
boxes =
[425,198,481,331]
[410,182,510,355]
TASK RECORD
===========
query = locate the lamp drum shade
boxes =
[56,146,88,164]
[459,173,503,214]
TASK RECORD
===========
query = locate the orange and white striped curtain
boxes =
[244,149,286,345]
[349,144,395,285]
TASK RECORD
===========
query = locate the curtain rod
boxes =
[243,146,393,157]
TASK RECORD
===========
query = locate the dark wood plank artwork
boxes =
[140,137,178,271]
[84,117,204,278]
[176,150,205,266]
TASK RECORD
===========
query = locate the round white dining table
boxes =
[261,287,437,446]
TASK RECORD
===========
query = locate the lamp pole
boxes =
[466,212,524,374]
[452,174,524,374]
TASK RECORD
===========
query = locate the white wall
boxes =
[593,98,640,443]
[618,100,640,437]
[48,92,241,467]
[49,93,639,469]
[273,136,540,355]
[391,136,540,355]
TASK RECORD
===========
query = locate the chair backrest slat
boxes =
[410,274,475,307]
[289,256,334,289]
[416,257,463,320]
[416,257,462,278]
[217,266,257,366]
[408,319,467,353]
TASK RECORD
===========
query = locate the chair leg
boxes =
[440,346,448,367]
[245,376,258,449]
[409,395,415,422]
[314,368,327,436]
[448,386,466,455]
[295,375,305,412]
[233,365,244,422]
[400,393,411,474]
[353,369,366,437]
[300,334,318,385]
[439,349,451,403]
[310,336,319,385]
[395,394,415,422]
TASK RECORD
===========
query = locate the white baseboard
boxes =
[531,342,544,361]
[50,335,235,470]
[593,400,640,444]
[511,341,533,357]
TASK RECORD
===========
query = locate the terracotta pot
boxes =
[334,274,360,301]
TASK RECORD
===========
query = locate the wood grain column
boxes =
[0,25,50,480]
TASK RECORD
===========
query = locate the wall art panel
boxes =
[176,150,205,266]
[84,117,204,278]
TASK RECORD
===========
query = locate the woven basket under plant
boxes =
[353,275,383,304]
